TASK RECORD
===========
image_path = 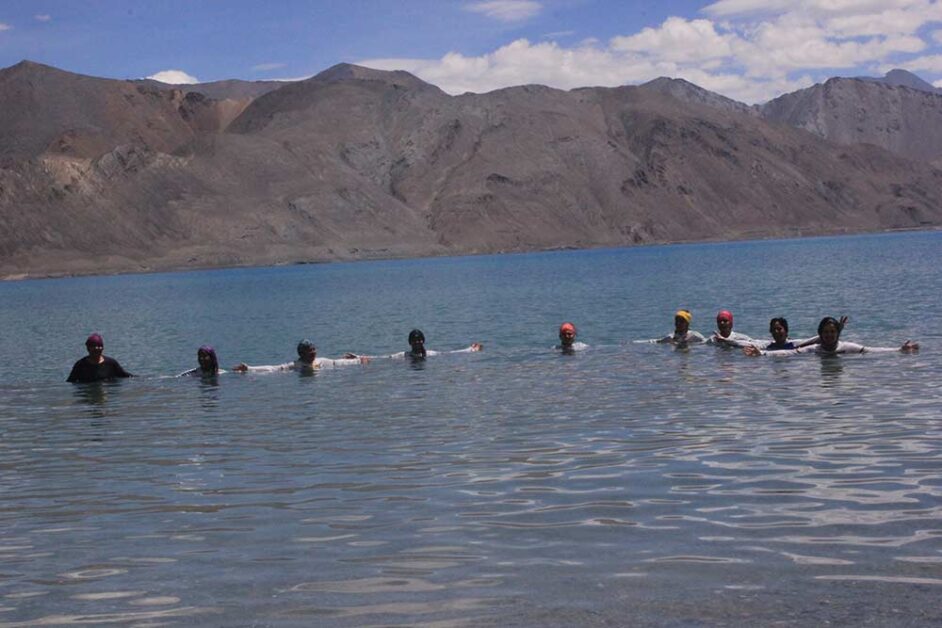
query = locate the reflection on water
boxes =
[1,343,939,625]
[1,233,941,625]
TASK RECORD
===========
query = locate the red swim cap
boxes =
[559,322,576,334]
[85,333,103,347]
[716,310,733,323]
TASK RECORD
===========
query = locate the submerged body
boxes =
[67,333,133,383]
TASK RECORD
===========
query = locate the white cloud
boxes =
[702,0,792,17]
[147,69,199,84]
[0,22,11,31]
[465,0,542,22]
[361,38,797,103]
[252,62,286,71]
[361,0,942,105]
[34,14,51,22]
[542,30,575,39]
[896,54,942,72]
[611,17,737,62]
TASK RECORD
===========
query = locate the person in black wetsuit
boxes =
[67,333,133,383]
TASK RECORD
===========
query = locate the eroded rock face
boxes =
[760,75,942,162]
[1,61,941,278]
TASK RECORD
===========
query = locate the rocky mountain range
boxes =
[1,60,940,278]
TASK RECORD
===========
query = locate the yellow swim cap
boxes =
[675,309,692,323]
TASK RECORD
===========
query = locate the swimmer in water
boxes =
[346,329,483,360]
[233,339,369,372]
[556,322,588,353]
[654,309,706,345]
[407,329,428,358]
[179,345,224,376]
[67,333,133,383]
[708,310,758,346]
[744,316,918,356]
[744,315,847,352]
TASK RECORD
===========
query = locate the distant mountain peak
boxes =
[2,59,67,78]
[855,68,940,94]
[639,76,755,116]
[311,63,434,90]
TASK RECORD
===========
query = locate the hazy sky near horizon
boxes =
[2,0,941,103]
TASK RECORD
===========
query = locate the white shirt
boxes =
[242,357,361,372]
[758,341,902,356]
[707,330,757,346]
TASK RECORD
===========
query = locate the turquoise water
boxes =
[0,232,941,625]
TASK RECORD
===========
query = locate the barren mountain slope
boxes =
[760,77,942,162]
[1,62,941,278]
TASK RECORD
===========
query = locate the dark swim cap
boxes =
[85,333,104,347]
[297,339,315,355]
[408,329,425,344]
[197,345,219,371]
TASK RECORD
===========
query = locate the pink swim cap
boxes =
[716,310,733,323]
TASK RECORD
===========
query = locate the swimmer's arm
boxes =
[859,341,919,354]
[447,343,484,353]
[232,362,293,373]
[319,356,369,367]
[743,345,803,357]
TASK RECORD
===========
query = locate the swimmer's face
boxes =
[86,342,103,359]
[198,350,214,371]
[559,328,576,345]
[717,318,732,337]
[410,337,424,351]
[674,316,689,334]
[771,321,788,344]
[819,323,840,350]
[298,345,317,363]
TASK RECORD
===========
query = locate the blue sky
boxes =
[2,1,941,103]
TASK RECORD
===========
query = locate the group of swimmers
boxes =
[66,329,483,383]
[557,309,918,355]
[66,310,918,384]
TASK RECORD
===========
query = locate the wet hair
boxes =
[769,317,789,334]
[297,339,315,356]
[817,317,841,337]
[408,329,425,344]
[197,345,219,373]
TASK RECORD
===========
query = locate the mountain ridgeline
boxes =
[1,61,941,278]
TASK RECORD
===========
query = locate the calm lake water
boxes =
[1,232,941,626]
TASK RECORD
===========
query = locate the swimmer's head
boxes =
[408,329,426,357]
[559,322,577,345]
[817,317,841,350]
[197,345,219,373]
[85,333,104,358]
[297,339,316,361]
[716,310,733,337]
[769,317,789,344]
[674,309,692,333]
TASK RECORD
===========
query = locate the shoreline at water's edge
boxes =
[3,224,940,282]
